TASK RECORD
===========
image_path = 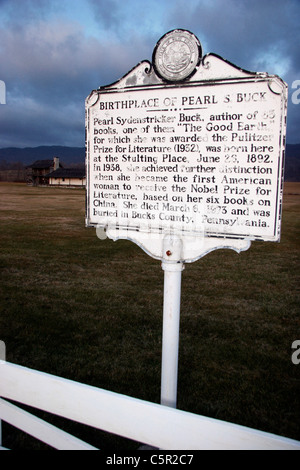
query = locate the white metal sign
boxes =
[86,30,287,262]
[85,29,288,410]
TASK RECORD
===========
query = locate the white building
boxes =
[46,167,86,187]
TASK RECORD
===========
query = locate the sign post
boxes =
[160,236,184,408]
[86,30,287,409]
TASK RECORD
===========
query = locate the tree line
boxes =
[0,160,27,181]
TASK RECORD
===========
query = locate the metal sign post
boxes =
[160,237,184,408]
[85,30,287,410]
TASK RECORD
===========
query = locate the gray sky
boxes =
[0,0,299,147]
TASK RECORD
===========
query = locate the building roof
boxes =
[26,158,64,169]
[27,159,55,169]
[45,168,85,179]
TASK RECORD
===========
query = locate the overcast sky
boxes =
[0,0,299,148]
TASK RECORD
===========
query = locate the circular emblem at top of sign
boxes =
[153,30,202,82]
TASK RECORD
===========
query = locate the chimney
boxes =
[53,157,59,170]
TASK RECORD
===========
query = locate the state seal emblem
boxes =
[153,29,201,82]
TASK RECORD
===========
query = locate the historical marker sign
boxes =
[85,29,288,410]
[86,30,287,262]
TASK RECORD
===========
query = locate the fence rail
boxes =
[0,360,299,450]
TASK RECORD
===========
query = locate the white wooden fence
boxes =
[0,360,299,450]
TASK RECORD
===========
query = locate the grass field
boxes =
[0,182,299,449]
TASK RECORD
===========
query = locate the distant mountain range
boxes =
[0,146,85,167]
[0,144,300,180]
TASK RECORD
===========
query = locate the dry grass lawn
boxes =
[0,182,299,449]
